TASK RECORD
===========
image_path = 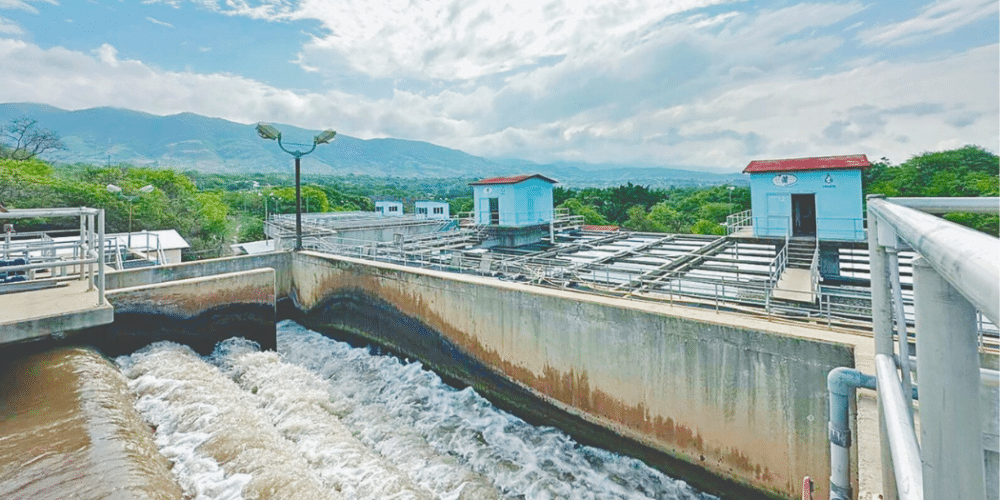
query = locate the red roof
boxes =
[469,174,558,186]
[743,154,870,173]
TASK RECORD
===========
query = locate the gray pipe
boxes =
[827,367,877,500]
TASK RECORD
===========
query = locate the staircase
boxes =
[786,238,817,269]
[772,238,818,303]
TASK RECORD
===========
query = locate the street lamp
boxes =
[255,123,336,250]
[107,183,155,249]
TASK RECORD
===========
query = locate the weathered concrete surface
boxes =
[291,251,866,500]
[0,280,113,345]
[87,268,277,356]
[106,252,291,298]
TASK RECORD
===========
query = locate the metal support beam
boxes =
[867,196,899,499]
[874,354,924,500]
[868,197,999,325]
[912,257,985,500]
[889,197,999,215]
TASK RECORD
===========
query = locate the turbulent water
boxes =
[108,320,715,500]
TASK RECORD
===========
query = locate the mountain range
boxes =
[0,102,746,187]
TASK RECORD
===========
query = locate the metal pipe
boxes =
[827,367,877,500]
[874,353,924,500]
[0,207,102,218]
[97,209,105,306]
[868,198,999,325]
[912,257,986,500]
[886,248,914,416]
[889,197,999,215]
[907,355,1000,387]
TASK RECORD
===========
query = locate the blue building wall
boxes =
[415,201,449,220]
[473,178,554,227]
[375,201,404,217]
[749,169,864,241]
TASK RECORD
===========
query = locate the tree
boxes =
[0,117,65,161]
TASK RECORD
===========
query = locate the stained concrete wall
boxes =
[290,251,860,500]
[106,252,291,298]
[91,268,277,356]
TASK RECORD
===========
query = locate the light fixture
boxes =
[254,123,337,251]
[256,123,281,141]
[314,130,337,145]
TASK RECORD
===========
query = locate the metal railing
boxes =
[725,209,752,234]
[853,195,999,500]
[0,207,107,305]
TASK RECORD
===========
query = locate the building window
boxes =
[417,208,427,214]
[433,207,444,214]
[388,205,398,212]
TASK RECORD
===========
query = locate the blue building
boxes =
[374,200,403,217]
[743,154,870,241]
[470,174,556,227]
[414,201,449,220]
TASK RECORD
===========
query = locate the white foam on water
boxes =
[277,320,717,500]
[117,342,338,500]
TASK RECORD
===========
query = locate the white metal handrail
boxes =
[860,195,998,500]
[0,207,107,305]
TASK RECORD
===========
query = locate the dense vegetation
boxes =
[0,145,994,261]
[555,145,998,236]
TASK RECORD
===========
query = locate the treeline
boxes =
[1,145,994,261]
[0,160,378,258]
[556,145,998,236]
[555,183,749,235]
[864,145,998,235]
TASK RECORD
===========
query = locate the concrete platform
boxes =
[0,280,113,344]
[773,268,816,302]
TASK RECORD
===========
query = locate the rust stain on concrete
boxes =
[297,256,782,496]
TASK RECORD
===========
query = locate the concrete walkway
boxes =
[773,268,816,303]
[0,280,113,344]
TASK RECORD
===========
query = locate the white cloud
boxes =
[0,1,995,172]
[860,0,998,46]
[0,16,22,34]
[288,0,736,81]
[146,16,174,28]
[0,0,57,14]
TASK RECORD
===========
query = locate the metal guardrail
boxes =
[858,195,998,500]
[0,207,107,305]
[726,209,752,234]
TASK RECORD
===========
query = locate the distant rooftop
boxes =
[743,154,870,173]
[470,174,558,186]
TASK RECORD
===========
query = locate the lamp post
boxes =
[255,123,336,251]
[107,183,154,250]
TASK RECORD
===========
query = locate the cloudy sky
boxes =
[0,0,996,171]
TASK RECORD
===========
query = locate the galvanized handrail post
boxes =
[867,195,900,499]
[912,257,985,500]
[97,209,105,306]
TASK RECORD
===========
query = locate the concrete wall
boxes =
[290,251,858,500]
[106,252,292,298]
[91,268,277,356]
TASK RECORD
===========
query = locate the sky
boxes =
[0,0,996,172]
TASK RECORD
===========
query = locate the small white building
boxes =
[375,200,404,217]
[414,201,449,220]
[113,229,190,264]
[470,174,556,227]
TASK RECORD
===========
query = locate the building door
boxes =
[489,198,500,225]
[792,194,816,236]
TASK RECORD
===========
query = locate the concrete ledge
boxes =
[83,268,277,356]
[106,252,291,298]
[1,304,114,344]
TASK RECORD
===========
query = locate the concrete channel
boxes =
[0,250,881,500]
